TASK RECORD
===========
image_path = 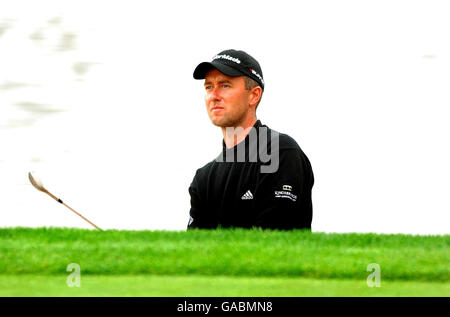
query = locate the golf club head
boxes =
[28,172,47,193]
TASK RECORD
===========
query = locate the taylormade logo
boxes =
[251,68,264,85]
[212,54,241,64]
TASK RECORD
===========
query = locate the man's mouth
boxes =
[211,106,224,112]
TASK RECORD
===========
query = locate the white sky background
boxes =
[0,0,449,234]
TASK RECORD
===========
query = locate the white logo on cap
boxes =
[212,54,241,64]
[251,68,264,85]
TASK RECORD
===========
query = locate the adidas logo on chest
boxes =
[241,190,254,200]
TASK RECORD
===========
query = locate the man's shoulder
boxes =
[263,124,304,154]
[192,123,310,179]
[277,131,301,151]
[265,126,312,169]
[264,126,313,179]
[193,159,215,179]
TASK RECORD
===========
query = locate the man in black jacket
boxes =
[188,49,314,230]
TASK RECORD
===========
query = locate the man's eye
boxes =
[205,86,212,90]
[223,84,230,88]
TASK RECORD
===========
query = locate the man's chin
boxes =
[212,119,248,128]
[211,119,233,128]
[210,116,227,127]
[209,114,245,128]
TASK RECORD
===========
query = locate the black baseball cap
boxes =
[193,49,265,90]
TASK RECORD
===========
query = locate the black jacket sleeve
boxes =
[253,148,314,230]
[187,169,217,229]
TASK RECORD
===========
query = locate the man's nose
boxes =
[207,87,221,101]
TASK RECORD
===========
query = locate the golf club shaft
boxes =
[62,202,102,231]
[44,190,102,231]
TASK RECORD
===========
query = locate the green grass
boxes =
[0,227,449,296]
[1,274,449,297]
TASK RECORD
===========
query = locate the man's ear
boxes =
[249,86,262,108]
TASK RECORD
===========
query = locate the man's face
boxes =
[204,69,251,127]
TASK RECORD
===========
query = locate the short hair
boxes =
[244,76,263,109]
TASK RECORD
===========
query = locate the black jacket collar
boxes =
[220,120,265,161]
